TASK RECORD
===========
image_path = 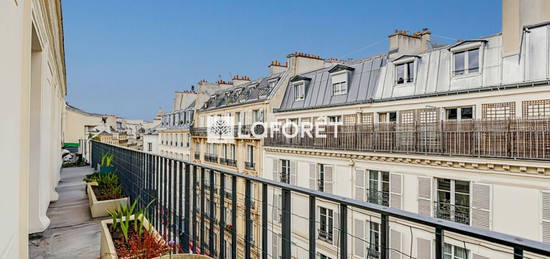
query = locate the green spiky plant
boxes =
[100,153,114,167]
[108,198,155,242]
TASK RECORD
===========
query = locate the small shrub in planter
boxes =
[99,153,115,173]
[92,172,123,201]
[87,172,128,218]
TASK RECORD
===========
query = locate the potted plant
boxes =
[87,172,129,218]
[100,199,170,259]
[99,153,115,173]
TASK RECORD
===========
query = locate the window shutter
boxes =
[417,177,432,216]
[315,206,320,239]
[309,163,317,190]
[290,161,297,185]
[416,237,432,259]
[273,192,280,223]
[353,219,365,257]
[325,166,333,194]
[272,158,279,181]
[390,229,402,259]
[355,169,365,201]
[333,211,340,246]
[273,233,279,259]
[472,183,491,229]
[542,191,550,244]
[390,173,403,209]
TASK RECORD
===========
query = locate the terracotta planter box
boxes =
[100,215,163,259]
[86,182,129,218]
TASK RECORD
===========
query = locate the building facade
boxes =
[262,2,550,258]
[0,0,67,258]
[158,91,196,160]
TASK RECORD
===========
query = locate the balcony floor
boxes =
[29,166,100,259]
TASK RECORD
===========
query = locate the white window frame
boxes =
[445,106,474,121]
[367,170,390,206]
[444,243,469,259]
[281,159,290,184]
[319,206,333,243]
[331,71,348,95]
[393,58,416,85]
[247,145,254,163]
[436,178,471,225]
[294,81,305,101]
[450,42,483,77]
[318,164,326,192]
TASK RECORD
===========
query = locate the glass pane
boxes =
[437,178,451,191]
[389,112,397,122]
[455,193,470,207]
[455,180,470,194]
[407,62,415,82]
[454,51,465,75]
[444,243,452,253]
[396,64,405,84]
[461,107,473,119]
[447,108,458,120]
[438,191,451,203]
[455,246,468,259]
[468,48,479,73]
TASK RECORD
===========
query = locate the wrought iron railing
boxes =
[264,118,550,160]
[244,161,255,170]
[91,141,550,259]
[434,201,471,225]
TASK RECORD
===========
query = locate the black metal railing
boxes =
[204,154,218,163]
[264,118,550,160]
[366,190,390,207]
[434,201,471,225]
[194,153,200,160]
[91,141,550,259]
[244,161,255,170]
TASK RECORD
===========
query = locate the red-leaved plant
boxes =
[114,230,170,258]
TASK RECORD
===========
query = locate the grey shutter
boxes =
[355,169,365,201]
[272,158,279,182]
[542,191,550,244]
[417,177,432,216]
[390,173,403,209]
[325,166,333,194]
[472,183,491,229]
[390,229,402,259]
[290,160,297,185]
[273,233,279,259]
[309,163,317,190]
[333,210,340,246]
[416,237,432,259]
[315,206,320,239]
[353,219,365,257]
[272,193,279,223]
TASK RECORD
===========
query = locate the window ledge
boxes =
[451,72,481,80]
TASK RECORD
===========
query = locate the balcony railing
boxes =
[204,154,218,163]
[366,190,390,207]
[434,201,471,225]
[219,158,237,167]
[264,118,550,160]
[194,153,200,160]
[91,141,550,259]
[244,161,255,170]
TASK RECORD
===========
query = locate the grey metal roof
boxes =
[200,73,284,111]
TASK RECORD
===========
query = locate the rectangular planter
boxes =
[86,182,129,218]
[100,215,162,259]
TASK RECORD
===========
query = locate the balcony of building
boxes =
[264,118,550,161]
[70,141,550,259]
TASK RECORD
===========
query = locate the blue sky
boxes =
[63,0,501,120]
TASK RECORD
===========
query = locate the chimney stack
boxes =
[286,51,325,75]
[388,28,431,57]
[232,75,251,86]
[268,60,288,75]
[502,0,550,57]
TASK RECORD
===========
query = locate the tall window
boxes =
[444,243,469,259]
[280,159,290,183]
[230,144,236,160]
[294,82,305,101]
[247,145,254,163]
[368,222,380,258]
[453,48,479,76]
[395,61,414,84]
[368,170,390,206]
[319,207,333,242]
[378,112,397,123]
[436,178,470,225]
[148,143,152,152]
[318,164,326,192]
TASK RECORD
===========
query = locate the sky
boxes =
[63,0,501,120]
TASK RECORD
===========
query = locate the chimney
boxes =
[268,60,288,75]
[286,52,325,75]
[502,0,550,57]
[388,28,431,57]
[232,75,250,86]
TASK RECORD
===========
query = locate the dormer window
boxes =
[453,48,479,76]
[331,72,348,95]
[294,82,305,101]
[395,61,414,84]
[268,79,277,89]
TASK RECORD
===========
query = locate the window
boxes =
[368,222,380,258]
[317,253,332,259]
[235,112,241,125]
[247,145,254,163]
[148,143,152,152]
[446,106,473,120]
[319,207,333,242]
[523,99,550,118]
[328,116,341,124]
[395,61,415,84]
[230,144,236,160]
[453,48,479,76]
[332,72,348,95]
[294,82,305,101]
[280,159,290,183]
[318,164,326,192]
[368,170,389,206]
[436,178,470,225]
[482,102,515,120]
[268,80,277,89]
[378,112,397,123]
[444,243,469,259]
[252,110,259,123]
